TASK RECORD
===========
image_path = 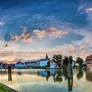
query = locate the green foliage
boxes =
[63,65,68,70]
[63,56,68,66]
[0,84,12,92]
[76,57,83,66]
[54,69,62,82]
[47,61,50,67]
[53,54,62,67]
[69,56,73,64]
[77,68,83,80]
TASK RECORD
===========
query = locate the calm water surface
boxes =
[0,68,92,92]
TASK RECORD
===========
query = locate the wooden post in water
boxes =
[68,61,73,91]
[68,78,73,91]
[68,63,73,79]
[8,65,12,81]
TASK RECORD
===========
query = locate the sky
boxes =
[0,0,92,61]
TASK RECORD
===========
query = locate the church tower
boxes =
[45,54,49,60]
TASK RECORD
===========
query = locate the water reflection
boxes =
[8,66,12,81]
[68,78,73,91]
[53,69,63,82]
[0,68,92,92]
[76,67,84,80]
[39,68,73,91]
[86,71,92,82]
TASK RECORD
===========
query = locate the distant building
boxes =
[14,54,50,68]
[86,71,92,81]
[86,55,92,70]
[40,54,50,67]
[45,54,49,60]
[28,61,40,67]
[0,62,3,69]
[50,59,57,68]
[15,61,26,68]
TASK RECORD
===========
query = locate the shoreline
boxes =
[0,82,18,92]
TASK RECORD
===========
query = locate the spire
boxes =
[45,54,48,60]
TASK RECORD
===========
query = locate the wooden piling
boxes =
[8,65,12,81]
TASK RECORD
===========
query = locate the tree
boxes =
[77,68,83,80]
[76,57,83,67]
[63,56,68,66]
[69,56,73,64]
[53,54,62,67]
[47,61,50,67]
[53,69,63,82]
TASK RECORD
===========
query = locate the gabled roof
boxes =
[86,55,92,61]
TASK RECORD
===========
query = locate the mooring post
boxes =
[68,62,73,91]
[8,65,12,81]
[68,63,73,79]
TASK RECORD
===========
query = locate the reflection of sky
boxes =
[0,69,92,92]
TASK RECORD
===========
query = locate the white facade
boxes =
[40,60,48,67]
[50,62,56,68]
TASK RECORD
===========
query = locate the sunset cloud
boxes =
[33,30,46,39]
[11,27,33,42]
[47,27,68,39]
[33,27,67,39]
[11,32,33,42]
[11,27,68,42]
[68,45,78,51]
[86,8,92,12]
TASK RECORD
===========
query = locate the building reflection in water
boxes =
[53,69,63,82]
[5,67,92,92]
[39,68,73,91]
[46,70,50,81]
[68,78,73,91]
[68,63,73,92]
[86,70,92,82]
[76,67,84,80]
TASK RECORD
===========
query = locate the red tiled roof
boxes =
[50,59,55,63]
[86,55,92,61]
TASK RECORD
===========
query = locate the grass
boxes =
[0,84,12,92]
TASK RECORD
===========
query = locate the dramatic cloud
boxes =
[33,27,67,39]
[0,0,92,61]
[11,32,33,42]
[11,27,33,42]
[11,27,68,42]
[47,27,68,39]
[33,30,46,39]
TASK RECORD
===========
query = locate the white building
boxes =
[15,61,26,68]
[40,54,50,67]
[50,59,57,68]
[14,54,50,68]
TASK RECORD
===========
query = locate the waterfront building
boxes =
[15,61,26,68]
[40,54,50,67]
[50,59,57,68]
[14,54,50,68]
[86,55,92,70]
[0,62,3,69]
